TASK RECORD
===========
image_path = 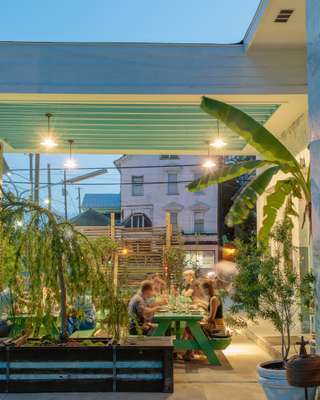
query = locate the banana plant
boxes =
[187,97,311,243]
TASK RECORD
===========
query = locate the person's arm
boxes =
[208,296,220,322]
[143,304,162,318]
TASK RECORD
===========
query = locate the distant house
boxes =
[81,193,121,223]
[114,154,219,270]
[71,209,109,226]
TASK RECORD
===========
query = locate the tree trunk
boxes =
[57,251,68,342]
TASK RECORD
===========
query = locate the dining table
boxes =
[152,311,231,365]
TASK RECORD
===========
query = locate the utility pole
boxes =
[47,163,52,211]
[29,154,34,201]
[77,187,81,215]
[34,154,40,204]
[63,169,68,220]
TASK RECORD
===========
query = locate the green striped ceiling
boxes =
[0,102,279,153]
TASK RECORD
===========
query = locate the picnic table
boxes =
[152,312,231,365]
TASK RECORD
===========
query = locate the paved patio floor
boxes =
[0,335,268,400]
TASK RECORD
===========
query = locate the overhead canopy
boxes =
[0,0,307,155]
[0,100,279,154]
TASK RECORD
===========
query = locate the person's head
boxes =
[202,279,215,298]
[191,279,205,300]
[153,276,166,293]
[140,280,154,299]
[183,270,195,284]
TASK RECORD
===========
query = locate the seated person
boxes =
[201,280,225,336]
[191,280,208,311]
[0,286,12,337]
[128,280,167,335]
[182,270,196,297]
[152,275,167,296]
[67,295,96,336]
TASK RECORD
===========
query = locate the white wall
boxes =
[116,155,218,234]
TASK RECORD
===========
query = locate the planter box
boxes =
[0,337,174,393]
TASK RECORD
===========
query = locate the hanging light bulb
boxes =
[64,139,77,169]
[202,141,216,170]
[210,120,227,149]
[202,159,216,169]
[40,113,58,149]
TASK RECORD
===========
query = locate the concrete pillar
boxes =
[307,0,320,348]
[0,143,3,197]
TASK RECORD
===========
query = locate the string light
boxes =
[210,120,227,149]
[40,113,58,149]
[44,198,50,205]
[64,140,77,169]
[202,141,216,170]
[15,220,23,228]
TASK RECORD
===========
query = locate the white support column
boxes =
[0,143,3,197]
[307,0,320,348]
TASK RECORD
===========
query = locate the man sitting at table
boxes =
[128,280,167,335]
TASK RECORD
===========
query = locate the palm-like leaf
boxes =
[187,160,273,192]
[186,97,311,244]
[258,179,298,242]
[226,166,280,227]
[201,97,300,169]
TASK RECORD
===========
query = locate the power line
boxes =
[8,163,202,172]
[3,179,195,186]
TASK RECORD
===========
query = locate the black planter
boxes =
[0,337,174,393]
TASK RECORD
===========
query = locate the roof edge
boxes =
[243,0,270,51]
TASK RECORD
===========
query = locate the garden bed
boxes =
[0,336,174,393]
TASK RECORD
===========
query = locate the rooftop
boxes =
[82,193,121,211]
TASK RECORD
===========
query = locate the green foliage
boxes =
[0,192,122,343]
[165,241,187,291]
[187,97,311,243]
[231,218,314,361]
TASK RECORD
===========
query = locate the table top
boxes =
[154,312,204,322]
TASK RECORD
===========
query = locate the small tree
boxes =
[231,217,314,362]
[165,243,186,292]
[0,192,119,342]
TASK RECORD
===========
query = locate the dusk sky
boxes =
[1,0,260,216]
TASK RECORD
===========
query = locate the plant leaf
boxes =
[201,97,300,169]
[225,166,280,226]
[187,160,273,192]
[258,179,297,243]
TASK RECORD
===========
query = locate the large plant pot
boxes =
[257,361,316,400]
[0,337,174,393]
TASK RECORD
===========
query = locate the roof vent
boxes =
[274,9,294,23]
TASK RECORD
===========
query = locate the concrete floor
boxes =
[0,335,269,400]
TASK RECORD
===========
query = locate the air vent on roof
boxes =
[274,9,294,23]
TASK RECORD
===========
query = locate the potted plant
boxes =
[231,217,314,400]
[0,192,174,393]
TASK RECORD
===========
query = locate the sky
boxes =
[2,0,260,217]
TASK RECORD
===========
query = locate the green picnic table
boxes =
[152,312,231,365]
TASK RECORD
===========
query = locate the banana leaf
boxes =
[201,97,300,169]
[225,166,280,226]
[187,159,273,192]
[258,178,297,243]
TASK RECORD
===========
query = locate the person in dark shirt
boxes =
[201,280,225,336]
[128,280,167,335]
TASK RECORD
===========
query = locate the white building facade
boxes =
[114,154,219,269]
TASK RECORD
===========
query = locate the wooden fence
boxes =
[75,212,176,286]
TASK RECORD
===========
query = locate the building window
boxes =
[132,176,144,196]
[124,213,152,228]
[160,155,180,160]
[168,173,178,195]
[170,212,178,227]
[194,212,205,233]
